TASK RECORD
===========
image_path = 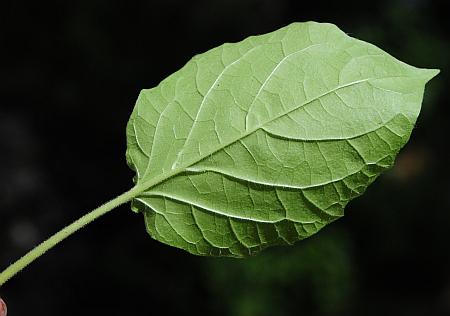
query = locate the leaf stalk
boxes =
[0,186,141,287]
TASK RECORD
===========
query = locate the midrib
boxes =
[134,78,370,195]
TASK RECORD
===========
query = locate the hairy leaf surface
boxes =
[126,22,438,257]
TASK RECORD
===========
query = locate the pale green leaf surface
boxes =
[126,22,438,257]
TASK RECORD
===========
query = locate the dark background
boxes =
[0,0,448,315]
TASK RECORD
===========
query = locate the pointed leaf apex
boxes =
[420,68,440,82]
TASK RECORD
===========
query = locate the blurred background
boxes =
[0,0,448,315]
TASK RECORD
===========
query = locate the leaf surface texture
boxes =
[126,22,438,257]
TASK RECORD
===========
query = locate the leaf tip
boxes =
[420,68,440,83]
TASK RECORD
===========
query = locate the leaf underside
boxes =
[126,21,438,257]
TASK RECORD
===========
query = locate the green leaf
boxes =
[125,21,438,257]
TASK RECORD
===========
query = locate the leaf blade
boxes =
[126,21,438,257]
